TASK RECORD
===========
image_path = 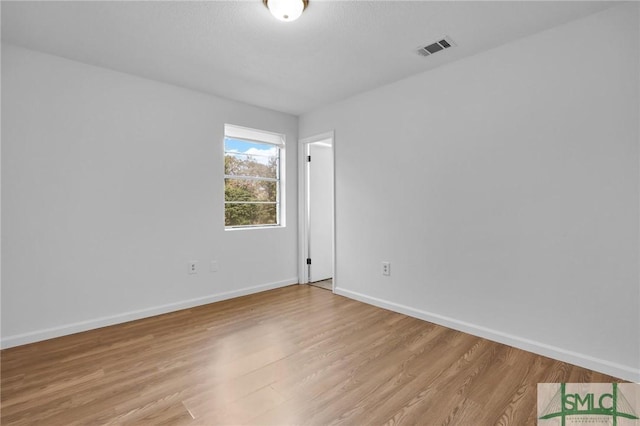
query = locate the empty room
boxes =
[1,1,639,425]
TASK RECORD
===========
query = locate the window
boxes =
[224,124,285,228]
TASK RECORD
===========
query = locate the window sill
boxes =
[225,225,285,231]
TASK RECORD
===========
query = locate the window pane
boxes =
[225,203,277,227]
[224,138,278,179]
[225,179,277,203]
[223,125,284,229]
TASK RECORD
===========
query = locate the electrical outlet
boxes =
[210,260,219,272]
[382,261,391,276]
[188,261,198,275]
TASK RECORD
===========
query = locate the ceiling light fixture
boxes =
[263,0,308,22]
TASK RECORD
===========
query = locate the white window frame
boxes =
[224,124,286,230]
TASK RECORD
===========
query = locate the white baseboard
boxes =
[1,278,298,349]
[334,287,640,383]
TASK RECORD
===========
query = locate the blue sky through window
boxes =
[225,138,262,153]
[224,138,278,165]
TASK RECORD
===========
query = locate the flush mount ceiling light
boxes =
[263,0,308,22]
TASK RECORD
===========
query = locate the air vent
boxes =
[416,36,456,57]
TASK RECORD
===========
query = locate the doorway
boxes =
[299,132,335,291]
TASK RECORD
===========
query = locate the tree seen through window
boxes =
[224,137,281,227]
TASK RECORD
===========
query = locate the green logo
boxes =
[538,383,639,425]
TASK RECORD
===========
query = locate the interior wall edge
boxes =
[0,277,298,350]
[335,288,640,383]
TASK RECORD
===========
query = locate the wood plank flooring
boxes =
[309,279,332,291]
[1,285,623,425]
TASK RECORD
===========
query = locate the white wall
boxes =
[300,3,639,381]
[1,44,299,347]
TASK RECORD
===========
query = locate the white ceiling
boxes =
[1,1,614,115]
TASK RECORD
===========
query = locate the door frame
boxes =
[298,131,336,289]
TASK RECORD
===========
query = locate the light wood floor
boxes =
[309,279,332,291]
[1,285,623,425]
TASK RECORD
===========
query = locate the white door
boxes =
[308,142,333,282]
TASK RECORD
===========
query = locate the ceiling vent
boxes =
[417,37,456,57]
